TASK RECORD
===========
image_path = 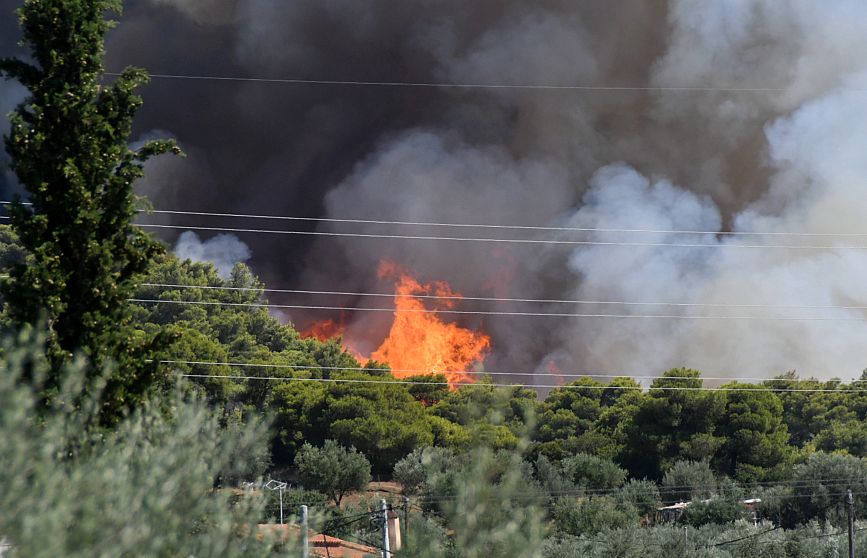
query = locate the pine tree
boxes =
[0,0,180,418]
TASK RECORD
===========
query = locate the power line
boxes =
[131,297,867,321]
[389,484,859,505]
[7,205,867,249]
[8,201,867,239]
[159,359,864,385]
[141,282,867,312]
[707,526,778,548]
[795,525,867,541]
[133,222,867,250]
[123,208,867,239]
[108,72,863,94]
[177,373,867,393]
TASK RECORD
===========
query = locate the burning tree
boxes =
[303,261,491,388]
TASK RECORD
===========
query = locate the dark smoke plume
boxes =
[3,0,867,380]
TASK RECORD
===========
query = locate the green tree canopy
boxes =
[559,453,627,490]
[623,369,724,479]
[661,459,716,503]
[553,496,638,537]
[714,383,791,482]
[294,440,372,507]
[392,446,457,495]
[0,0,179,418]
[770,452,867,527]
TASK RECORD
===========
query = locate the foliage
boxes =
[417,445,546,558]
[544,521,864,558]
[218,410,272,486]
[661,460,717,503]
[260,487,329,524]
[0,329,276,557]
[553,496,638,536]
[294,440,372,506]
[682,498,750,527]
[432,382,538,435]
[405,373,451,406]
[534,454,579,501]
[762,451,867,528]
[714,383,791,482]
[0,0,179,420]
[319,373,436,471]
[393,446,456,495]
[622,369,725,479]
[560,453,627,490]
[618,479,662,517]
[0,225,23,273]
[271,372,435,472]
[536,377,640,461]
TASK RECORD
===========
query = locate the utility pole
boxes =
[300,505,309,558]
[403,496,410,542]
[847,489,855,558]
[381,499,391,558]
[265,480,288,524]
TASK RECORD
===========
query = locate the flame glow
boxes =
[547,361,566,387]
[370,261,491,386]
[301,317,345,341]
[299,261,491,387]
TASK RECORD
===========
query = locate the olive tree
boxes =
[294,440,371,506]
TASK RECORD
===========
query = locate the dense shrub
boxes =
[0,330,277,557]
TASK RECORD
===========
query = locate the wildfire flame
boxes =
[301,317,346,341]
[300,261,491,387]
[371,261,491,386]
[300,311,371,360]
[547,361,566,387]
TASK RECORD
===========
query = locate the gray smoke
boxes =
[2,0,866,379]
[173,231,250,278]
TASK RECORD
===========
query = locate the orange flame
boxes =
[370,261,490,386]
[301,317,346,341]
[299,262,491,387]
[300,312,368,362]
[547,361,566,386]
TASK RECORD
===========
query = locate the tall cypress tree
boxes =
[0,0,179,417]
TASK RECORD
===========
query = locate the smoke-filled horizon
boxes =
[2,0,866,380]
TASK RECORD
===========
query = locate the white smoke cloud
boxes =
[561,70,867,379]
[312,1,867,380]
[173,231,251,278]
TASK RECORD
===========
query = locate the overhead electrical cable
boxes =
[705,526,779,548]
[141,282,867,312]
[8,200,867,238]
[130,298,867,321]
[9,201,867,238]
[123,207,867,239]
[411,486,859,505]
[6,203,867,247]
[790,525,867,541]
[105,71,859,94]
[158,358,865,385]
[132,222,867,250]
[176,373,867,393]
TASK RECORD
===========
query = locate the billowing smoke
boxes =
[173,231,251,278]
[2,0,866,379]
